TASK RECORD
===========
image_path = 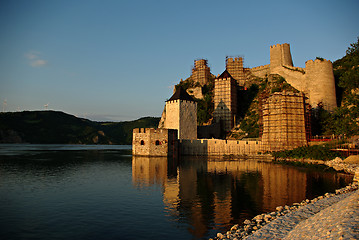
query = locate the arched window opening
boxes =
[155,140,161,145]
[140,140,145,145]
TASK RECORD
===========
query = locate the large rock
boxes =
[344,155,359,164]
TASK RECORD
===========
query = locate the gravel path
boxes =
[244,190,358,240]
[283,190,359,240]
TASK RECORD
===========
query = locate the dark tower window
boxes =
[155,140,161,145]
[140,140,145,145]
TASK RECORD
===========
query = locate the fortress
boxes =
[133,43,337,157]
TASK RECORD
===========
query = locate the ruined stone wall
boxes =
[226,57,246,86]
[165,100,197,140]
[305,59,337,110]
[180,139,263,156]
[132,128,178,156]
[261,92,308,151]
[270,66,306,93]
[267,43,337,111]
[270,59,337,110]
[214,77,237,132]
[186,87,203,99]
[191,59,211,86]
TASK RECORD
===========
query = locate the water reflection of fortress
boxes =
[132,156,350,238]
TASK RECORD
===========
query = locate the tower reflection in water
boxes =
[132,156,352,239]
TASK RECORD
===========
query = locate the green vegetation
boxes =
[100,117,160,144]
[0,111,160,144]
[175,76,215,126]
[271,144,343,161]
[235,75,299,138]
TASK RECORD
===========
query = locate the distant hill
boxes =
[0,111,160,144]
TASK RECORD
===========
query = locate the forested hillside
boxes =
[0,111,160,144]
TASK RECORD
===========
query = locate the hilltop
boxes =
[0,111,160,144]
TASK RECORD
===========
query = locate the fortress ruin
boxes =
[133,43,338,156]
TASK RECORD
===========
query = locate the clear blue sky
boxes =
[0,0,358,121]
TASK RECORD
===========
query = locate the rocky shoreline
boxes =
[211,156,359,240]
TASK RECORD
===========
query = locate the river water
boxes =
[0,144,353,240]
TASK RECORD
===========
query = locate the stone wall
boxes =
[132,128,178,156]
[270,65,306,93]
[250,65,270,78]
[180,139,263,156]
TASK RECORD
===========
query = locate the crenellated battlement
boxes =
[167,99,197,104]
[215,77,232,81]
[305,58,332,66]
[133,128,168,134]
[194,59,208,68]
[226,57,243,63]
[251,64,270,71]
[270,43,290,49]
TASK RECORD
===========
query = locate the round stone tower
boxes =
[270,43,293,71]
[305,59,337,110]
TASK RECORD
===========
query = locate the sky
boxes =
[0,0,358,122]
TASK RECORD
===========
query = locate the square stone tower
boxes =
[164,87,197,140]
[261,91,310,151]
[132,128,178,156]
[213,70,237,132]
[191,59,212,86]
[226,57,246,86]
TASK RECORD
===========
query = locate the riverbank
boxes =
[211,156,359,240]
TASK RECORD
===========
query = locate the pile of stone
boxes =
[325,157,359,174]
[210,156,359,240]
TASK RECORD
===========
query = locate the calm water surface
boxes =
[0,144,353,240]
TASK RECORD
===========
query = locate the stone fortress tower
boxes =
[304,59,337,111]
[133,87,197,157]
[269,43,293,70]
[226,57,246,86]
[262,43,337,110]
[161,87,197,140]
[213,70,237,132]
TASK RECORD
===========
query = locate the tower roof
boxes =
[217,69,233,79]
[167,86,195,102]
